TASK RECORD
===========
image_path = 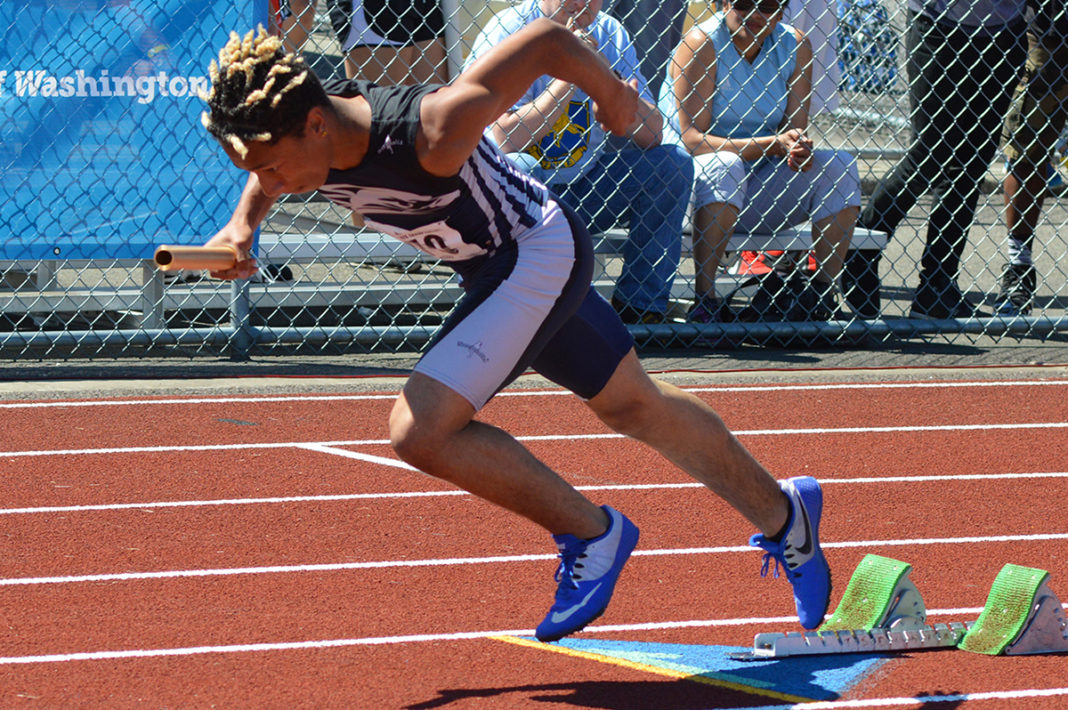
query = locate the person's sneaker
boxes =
[611,297,665,325]
[841,249,882,319]
[749,476,831,629]
[909,279,984,319]
[535,506,640,643]
[687,296,723,324]
[793,281,841,321]
[994,263,1036,316]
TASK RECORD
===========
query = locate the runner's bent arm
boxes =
[417,18,638,176]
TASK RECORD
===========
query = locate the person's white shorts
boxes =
[692,149,861,231]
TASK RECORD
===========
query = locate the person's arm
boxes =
[279,0,317,53]
[491,22,661,152]
[781,30,815,171]
[783,30,813,134]
[609,25,662,148]
[628,94,664,149]
[417,18,639,177]
[203,173,278,279]
[490,78,578,152]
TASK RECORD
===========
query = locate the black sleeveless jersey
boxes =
[318,78,550,265]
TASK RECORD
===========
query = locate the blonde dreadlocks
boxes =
[201,27,329,157]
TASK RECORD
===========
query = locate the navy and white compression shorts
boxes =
[414,200,635,411]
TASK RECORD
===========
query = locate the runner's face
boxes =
[226,132,331,198]
[220,107,334,198]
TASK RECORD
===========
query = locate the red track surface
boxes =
[1,375,1067,708]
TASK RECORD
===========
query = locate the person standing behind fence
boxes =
[659,0,860,323]
[848,0,1028,319]
[783,0,841,115]
[603,0,690,98]
[273,0,449,84]
[466,0,694,325]
[995,2,1068,316]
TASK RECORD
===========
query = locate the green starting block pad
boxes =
[959,564,1068,656]
[733,555,972,660]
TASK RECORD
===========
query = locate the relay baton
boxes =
[153,245,238,271]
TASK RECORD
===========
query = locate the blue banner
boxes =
[0,1,265,260]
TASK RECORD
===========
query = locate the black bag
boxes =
[728,270,819,323]
[719,270,859,348]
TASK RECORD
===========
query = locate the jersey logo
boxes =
[322,184,459,215]
[378,135,402,154]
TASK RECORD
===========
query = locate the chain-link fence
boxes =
[2,0,1066,360]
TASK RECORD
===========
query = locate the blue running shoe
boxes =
[535,506,639,642]
[749,476,832,629]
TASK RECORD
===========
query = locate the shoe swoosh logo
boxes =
[794,500,813,556]
[549,583,603,624]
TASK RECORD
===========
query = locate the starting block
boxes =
[733,555,1068,660]
[733,554,971,660]
[958,563,1068,656]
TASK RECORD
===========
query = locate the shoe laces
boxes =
[553,544,589,590]
[759,551,782,579]
[754,536,800,579]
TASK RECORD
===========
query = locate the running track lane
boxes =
[0,378,1066,708]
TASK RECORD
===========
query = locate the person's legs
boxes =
[998,165,1044,315]
[398,38,449,84]
[394,201,640,641]
[604,0,688,98]
[390,373,609,537]
[689,152,747,320]
[571,145,692,319]
[584,351,832,628]
[913,19,1026,317]
[857,15,948,237]
[807,149,861,311]
[692,201,739,304]
[997,34,1068,315]
[588,351,787,532]
[812,207,857,293]
[850,15,955,316]
[734,149,860,319]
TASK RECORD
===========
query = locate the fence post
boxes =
[229,279,253,360]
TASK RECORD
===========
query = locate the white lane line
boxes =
[294,443,419,470]
[0,604,1064,666]
[725,687,1068,710]
[0,490,472,515]
[3,472,1066,516]
[2,379,1066,409]
[3,532,1066,587]
[0,440,379,459]
[2,421,1066,459]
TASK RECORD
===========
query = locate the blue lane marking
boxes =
[542,638,890,701]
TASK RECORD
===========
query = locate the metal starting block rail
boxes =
[736,622,973,659]
[733,555,1068,661]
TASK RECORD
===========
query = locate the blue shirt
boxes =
[464,0,653,183]
[658,13,797,143]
